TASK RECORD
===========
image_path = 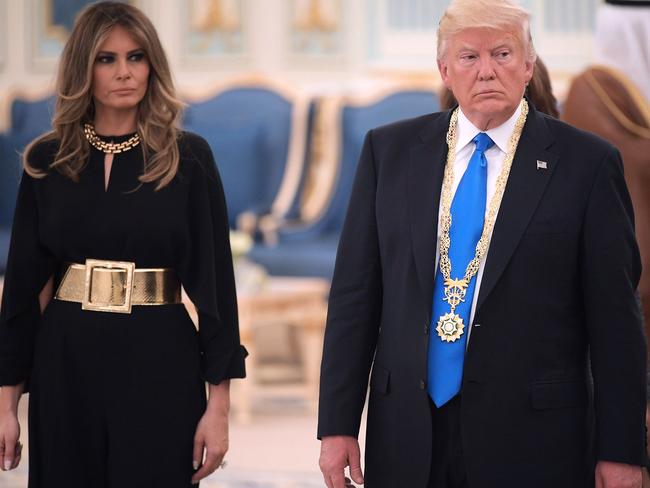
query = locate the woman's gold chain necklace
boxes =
[84,123,141,154]
[435,100,529,343]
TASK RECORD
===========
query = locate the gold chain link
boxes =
[438,100,529,287]
[84,123,141,154]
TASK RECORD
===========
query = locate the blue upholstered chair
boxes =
[10,96,56,138]
[248,88,441,278]
[0,134,17,275]
[0,95,55,273]
[181,82,313,229]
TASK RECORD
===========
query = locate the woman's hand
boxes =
[0,412,21,471]
[191,380,230,485]
[0,384,24,471]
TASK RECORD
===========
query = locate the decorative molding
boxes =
[530,0,597,71]
[365,0,598,72]
[181,0,249,67]
[300,80,439,224]
[288,0,346,64]
[178,74,304,103]
[364,0,443,71]
[27,0,136,71]
[540,0,596,33]
[29,0,88,70]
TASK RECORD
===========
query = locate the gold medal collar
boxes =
[84,123,141,154]
[436,100,529,343]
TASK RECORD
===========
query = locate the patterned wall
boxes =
[379,0,598,33]
[0,0,606,117]
[183,0,247,63]
[366,0,601,70]
[14,0,604,73]
[30,0,133,68]
[385,0,442,30]
[541,0,596,32]
[290,0,345,58]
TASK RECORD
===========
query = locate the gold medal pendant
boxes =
[436,312,465,343]
[437,278,467,342]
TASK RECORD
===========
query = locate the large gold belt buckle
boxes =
[81,259,136,314]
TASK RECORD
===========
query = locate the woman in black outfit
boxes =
[0,3,246,486]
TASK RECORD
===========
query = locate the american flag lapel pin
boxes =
[536,160,548,170]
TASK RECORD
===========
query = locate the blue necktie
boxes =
[427,132,494,407]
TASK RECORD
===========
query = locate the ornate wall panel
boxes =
[365,0,441,69]
[385,0,441,30]
[366,0,599,71]
[182,0,248,65]
[289,0,345,61]
[542,0,596,33]
[28,0,133,70]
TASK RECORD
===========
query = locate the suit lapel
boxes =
[408,112,451,320]
[476,108,559,313]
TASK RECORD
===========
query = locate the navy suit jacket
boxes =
[318,103,647,488]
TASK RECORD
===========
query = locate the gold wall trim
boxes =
[299,81,441,227]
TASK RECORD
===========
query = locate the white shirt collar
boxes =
[455,99,524,154]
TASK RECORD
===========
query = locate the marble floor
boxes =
[1,388,367,488]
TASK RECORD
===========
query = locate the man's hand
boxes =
[596,460,642,488]
[319,435,364,488]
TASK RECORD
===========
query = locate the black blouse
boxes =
[0,131,247,387]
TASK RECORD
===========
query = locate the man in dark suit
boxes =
[317,1,647,487]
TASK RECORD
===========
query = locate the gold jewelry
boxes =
[84,123,141,154]
[436,100,529,342]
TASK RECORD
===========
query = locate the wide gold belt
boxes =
[55,259,181,313]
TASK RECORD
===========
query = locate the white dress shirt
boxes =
[434,100,524,341]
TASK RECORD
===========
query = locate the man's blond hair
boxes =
[437,0,537,62]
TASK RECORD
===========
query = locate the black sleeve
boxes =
[582,147,647,465]
[178,134,247,385]
[317,131,383,439]
[0,169,56,390]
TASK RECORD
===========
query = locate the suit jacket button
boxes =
[420,380,426,390]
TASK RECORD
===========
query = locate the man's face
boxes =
[438,27,534,130]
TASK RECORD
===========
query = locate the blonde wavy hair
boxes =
[437,0,537,63]
[24,1,183,190]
